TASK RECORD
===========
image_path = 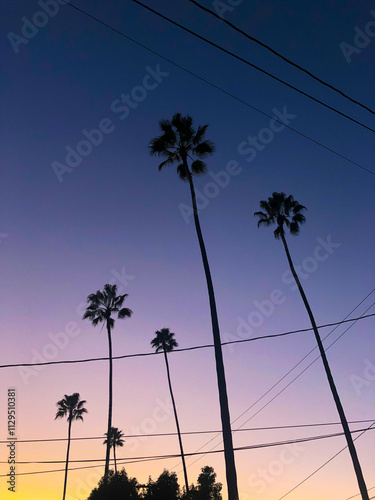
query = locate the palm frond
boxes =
[172,113,194,144]
[113,294,127,309]
[55,409,67,420]
[192,140,215,158]
[259,200,272,216]
[76,400,87,410]
[292,203,307,214]
[292,213,306,224]
[158,155,179,171]
[118,307,132,319]
[91,316,102,327]
[82,309,95,320]
[283,194,294,215]
[192,124,208,145]
[254,210,268,219]
[159,119,177,145]
[87,290,103,303]
[191,160,207,176]
[257,218,272,228]
[289,221,300,235]
[254,209,273,227]
[149,135,176,155]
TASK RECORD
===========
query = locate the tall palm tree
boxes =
[151,328,189,495]
[55,393,87,500]
[83,283,132,481]
[254,192,369,500]
[149,113,239,500]
[104,426,125,473]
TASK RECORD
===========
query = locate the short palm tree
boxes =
[55,393,87,500]
[83,284,132,481]
[151,328,189,495]
[149,113,238,500]
[104,426,125,473]
[254,192,369,500]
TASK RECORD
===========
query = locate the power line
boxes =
[347,486,375,500]
[187,0,375,116]
[2,419,373,445]
[185,300,375,470]
[60,2,375,177]
[3,427,375,472]
[130,0,375,134]
[173,292,375,472]
[3,313,374,369]
[278,421,375,499]
[347,488,375,500]
[0,456,160,478]
[175,301,375,474]
[234,302,375,431]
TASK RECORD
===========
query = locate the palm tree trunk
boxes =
[104,319,113,481]
[184,159,239,500]
[163,348,189,495]
[62,417,72,500]
[280,231,369,500]
[114,444,117,474]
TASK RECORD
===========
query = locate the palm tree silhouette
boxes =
[149,113,238,500]
[151,328,189,495]
[55,393,87,500]
[83,284,132,481]
[104,426,125,473]
[254,192,369,500]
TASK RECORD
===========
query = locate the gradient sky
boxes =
[1,0,374,499]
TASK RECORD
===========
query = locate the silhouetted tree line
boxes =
[87,466,222,500]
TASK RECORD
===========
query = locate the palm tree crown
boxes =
[151,328,178,353]
[55,393,87,422]
[254,191,306,239]
[83,283,132,328]
[104,427,125,448]
[148,112,215,180]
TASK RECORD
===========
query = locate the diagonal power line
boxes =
[130,0,375,134]
[278,422,375,499]
[173,291,375,472]
[347,486,375,500]
[60,1,375,177]
[187,0,375,115]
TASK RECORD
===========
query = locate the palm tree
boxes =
[104,427,125,473]
[149,113,238,500]
[254,192,369,500]
[151,328,189,495]
[55,393,87,500]
[83,283,132,481]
